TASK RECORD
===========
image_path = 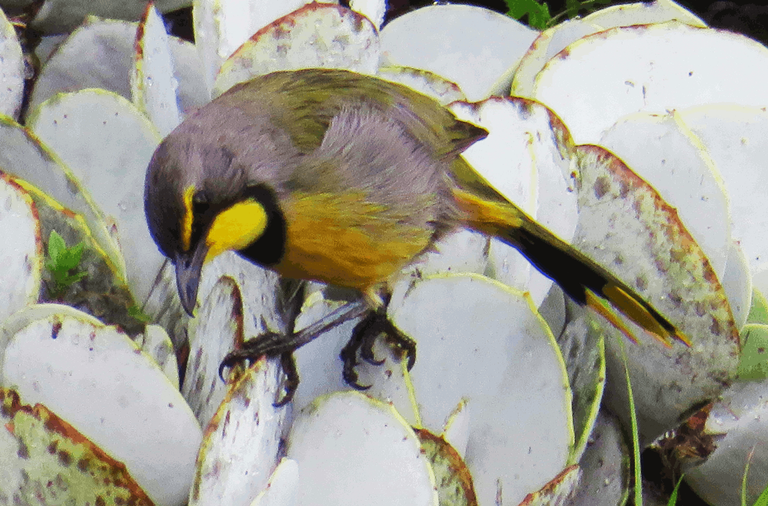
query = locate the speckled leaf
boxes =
[0,173,42,323]
[0,7,24,119]
[380,4,537,101]
[30,19,136,113]
[557,301,606,464]
[573,144,739,442]
[518,465,580,506]
[377,66,466,106]
[30,0,190,34]
[1,307,202,506]
[511,19,601,100]
[567,410,630,506]
[599,111,731,280]
[182,251,285,427]
[213,3,378,97]
[511,0,705,98]
[581,0,704,28]
[388,273,574,506]
[193,0,334,91]
[29,18,209,118]
[599,112,731,279]
[0,116,125,282]
[414,429,478,506]
[183,275,244,428]
[676,105,768,272]
[286,391,438,506]
[533,22,768,144]
[132,3,182,137]
[28,89,162,302]
[350,0,385,30]
[0,388,154,506]
[0,304,103,377]
[190,358,287,506]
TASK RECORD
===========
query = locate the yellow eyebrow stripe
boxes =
[205,199,269,262]
[181,185,195,252]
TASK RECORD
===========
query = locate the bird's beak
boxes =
[175,244,208,317]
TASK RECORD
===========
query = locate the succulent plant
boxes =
[0,0,765,505]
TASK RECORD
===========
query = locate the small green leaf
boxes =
[128,305,153,323]
[505,0,551,29]
[48,230,65,262]
[58,241,84,271]
[45,230,87,297]
[565,0,581,18]
[737,325,768,380]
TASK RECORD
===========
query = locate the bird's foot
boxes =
[340,308,416,390]
[217,300,371,407]
[218,332,300,407]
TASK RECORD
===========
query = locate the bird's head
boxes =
[144,126,285,316]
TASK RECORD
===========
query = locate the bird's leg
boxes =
[276,352,299,407]
[340,305,416,390]
[218,299,370,405]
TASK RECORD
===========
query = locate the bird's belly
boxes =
[275,194,434,290]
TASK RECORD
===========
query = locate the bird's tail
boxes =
[453,187,690,347]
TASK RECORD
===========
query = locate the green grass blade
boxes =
[618,335,642,506]
[667,475,685,506]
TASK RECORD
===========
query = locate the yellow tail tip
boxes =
[585,289,684,348]
[674,330,693,347]
[585,291,640,345]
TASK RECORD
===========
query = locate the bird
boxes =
[144,68,689,402]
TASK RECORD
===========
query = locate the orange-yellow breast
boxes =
[274,192,435,291]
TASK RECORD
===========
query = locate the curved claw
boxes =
[402,342,416,371]
[218,359,230,382]
[218,349,252,381]
[273,352,299,407]
[340,333,372,390]
[217,331,287,381]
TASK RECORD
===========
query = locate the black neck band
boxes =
[239,184,286,266]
